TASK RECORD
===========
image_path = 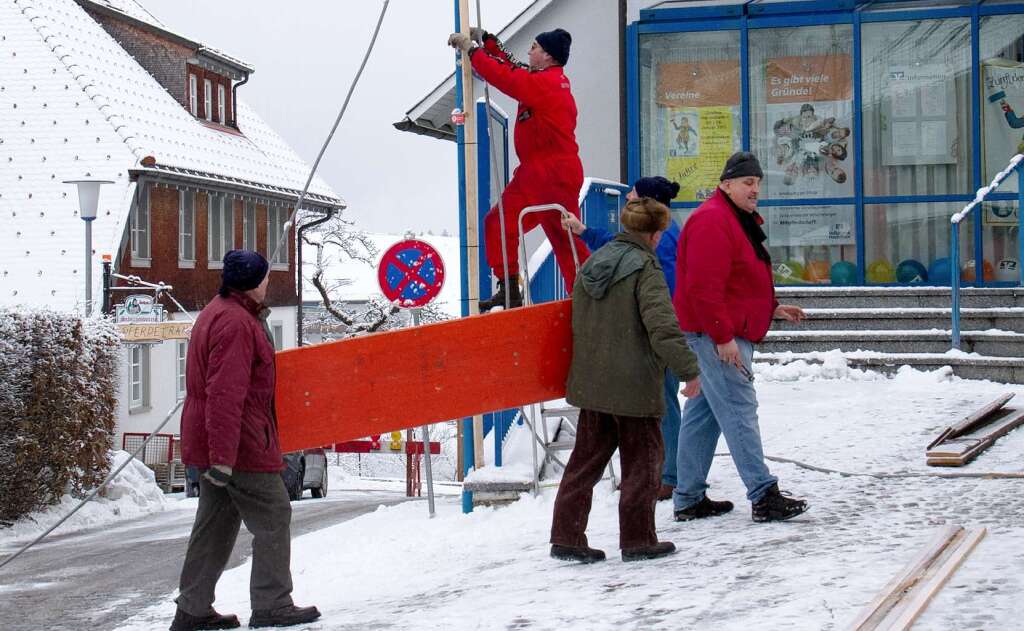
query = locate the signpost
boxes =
[378,237,446,516]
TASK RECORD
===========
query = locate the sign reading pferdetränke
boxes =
[118,321,192,342]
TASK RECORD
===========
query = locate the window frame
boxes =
[243,200,258,251]
[203,78,213,122]
[188,74,198,116]
[175,340,188,401]
[178,189,195,268]
[207,193,235,268]
[271,322,284,351]
[266,206,290,270]
[129,344,151,413]
[130,183,151,267]
[217,83,227,124]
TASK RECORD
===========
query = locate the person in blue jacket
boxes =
[563,176,682,500]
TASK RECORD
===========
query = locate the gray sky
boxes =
[147,0,530,235]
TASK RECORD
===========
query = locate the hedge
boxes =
[0,309,120,526]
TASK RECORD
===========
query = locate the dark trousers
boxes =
[550,409,664,550]
[177,471,294,615]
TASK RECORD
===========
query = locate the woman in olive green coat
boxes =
[550,197,701,564]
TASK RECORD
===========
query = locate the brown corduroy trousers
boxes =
[550,409,664,550]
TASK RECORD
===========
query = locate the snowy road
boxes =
[0,490,409,631]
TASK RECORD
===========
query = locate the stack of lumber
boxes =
[926,393,1024,467]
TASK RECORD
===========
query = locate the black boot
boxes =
[751,484,808,522]
[550,543,606,564]
[674,494,734,521]
[249,605,321,628]
[622,541,677,562]
[479,274,523,312]
[169,608,240,631]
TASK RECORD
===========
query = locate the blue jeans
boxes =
[673,333,777,510]
[661,369,681,487]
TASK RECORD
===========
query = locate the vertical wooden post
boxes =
[458,0,486,470]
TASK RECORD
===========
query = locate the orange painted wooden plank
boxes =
[275,300,572,453]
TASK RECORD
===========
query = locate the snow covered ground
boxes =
[112,363,1024,630]
[0,451,176,545]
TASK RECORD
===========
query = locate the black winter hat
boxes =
[633,176,680,207]
[536,28,571,66]
[720,151,764,181]
[221,249,269,295]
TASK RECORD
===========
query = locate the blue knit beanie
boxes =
[535,28,571,66]
[633,176,681,207]
[220,249,269,296]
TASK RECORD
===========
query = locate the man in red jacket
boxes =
[671,152,810,524]
[449,27,589,311]
[172,250,319,631]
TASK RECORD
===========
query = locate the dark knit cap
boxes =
[633,176,680,207]
[720,151,764,181]
[220,249,269,296]
[536,28,571,66]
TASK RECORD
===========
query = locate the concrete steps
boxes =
[761,330,1024,357]
[764,287,1024,383]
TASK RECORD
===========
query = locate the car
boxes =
[281,448,329,501]
[183,448,329,501]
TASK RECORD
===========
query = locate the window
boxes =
[130,183,151,265]
[203,79,213,122]
[178,190,195,267]
[267,206,290,267]
[271,323,284,351]
[243,201,257,251]
[864,202,970,284]
[638,30,742,202]
[217,84,226,124]
[861,18,972,196]
[208,194,234,266]
[749,24,854,201]
[188,74,198,116]
[175,340,188,401]
[129,344,151,412]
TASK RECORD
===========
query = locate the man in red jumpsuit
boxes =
[449,27,589,311]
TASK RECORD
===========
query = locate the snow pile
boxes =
[754,349,956,382]
[0,451,168,545]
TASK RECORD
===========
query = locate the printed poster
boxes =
[982,58,1024,194]
[883,64,957,166]
[767,205,855,247]
[765,55,854,200]
[656,60,741,201]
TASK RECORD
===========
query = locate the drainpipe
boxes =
[296,208,336,346]
[231,71,250,129]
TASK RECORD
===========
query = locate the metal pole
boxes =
[1019,165,1023,287]
[84,218,93,317]
[101,258,112,315]
[409,308,436,517]
[951,225,961,350]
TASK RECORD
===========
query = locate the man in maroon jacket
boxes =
[448,27,590,311]
[671,152,810,524]
[172,250,319,631]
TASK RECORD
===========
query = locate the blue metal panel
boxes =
[853,7,866,284]
[863,194,974,204]
[971,4,985,284]
[979,2,1024,15]
[758,197,857,206]
[640,3,747,22]
[749,0,856,15]
[626,23,640,187]
[741,15,750,150]
[1019,166,1024,285]
[748,13,854,27]
[639,19,743,33]
[860,7,972,21]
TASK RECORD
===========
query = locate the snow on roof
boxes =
[302,233,462,318]
[0,0,343,310]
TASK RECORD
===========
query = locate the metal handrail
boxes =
[949,153,1024,349]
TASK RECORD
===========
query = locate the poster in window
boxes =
[881,64,958,166]
[764,55,854,199]
[982,59,1024,194]
[656,60,741,201]
[767,205,855,247]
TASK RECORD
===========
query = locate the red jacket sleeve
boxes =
[469,47,545,108]
[203,315,254,468]
[482,34,525,67]
[681,213,738,345]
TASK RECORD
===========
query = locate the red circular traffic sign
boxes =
[377,239,446,308]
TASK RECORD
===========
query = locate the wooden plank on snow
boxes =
[927,392,1014,450]
[926,407,1024,467]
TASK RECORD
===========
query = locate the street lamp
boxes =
[64,179,113,316]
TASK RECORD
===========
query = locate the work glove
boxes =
[469,26,487,43]
[202,464,233,488]
[447,32,476,54]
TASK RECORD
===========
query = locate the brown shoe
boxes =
[622,541,677,562]
[657,484,674,501]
